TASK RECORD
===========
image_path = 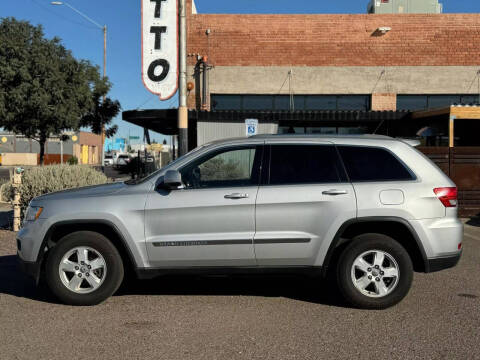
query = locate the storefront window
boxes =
[243,95,274,110]
[306,127,336,134]
[211,95,370,111]
[211,95,242,111]
[397,95,480,111]
[428,95,462,109]
[397,96,428,111]
[278,127,368,135]
[337,96,370,111]
[305,96,337,111]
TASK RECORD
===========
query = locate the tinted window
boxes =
[337,95,369,111]
[461,95,479,105]
[305,96,337,111]
[211,95,242,111]
[397,95,428,111]
[243,95,274,110]
[338,146,414,182]
[211,95,371,111]
[180,147,260,189]
[397,95,480,111]
[428,95,460,109]
[269,145,346,185]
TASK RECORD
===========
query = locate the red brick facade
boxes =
[187,6,480,67]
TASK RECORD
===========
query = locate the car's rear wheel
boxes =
[45,231,124,306]
[336,233,413,309]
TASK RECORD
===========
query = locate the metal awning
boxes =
[412,105,480,120]
[122,109,179,135]
[122,109,412,135]
[411,105,480,147]
[196,110,410,122]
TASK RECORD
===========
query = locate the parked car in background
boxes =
[104,155,114,166]
[115,154,131,167]
[17,135,463,308]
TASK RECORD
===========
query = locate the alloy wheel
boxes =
[350,250,400,298]
[58,247,107,294]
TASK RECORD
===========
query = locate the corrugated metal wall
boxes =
[197,119,278,146]
[0,136,74,155]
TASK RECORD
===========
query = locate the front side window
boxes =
[180,147,261,189]
[268,145,346,185]
[338,146,415,182]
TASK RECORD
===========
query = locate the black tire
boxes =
[45,231,124,306]
[336,233,413,310]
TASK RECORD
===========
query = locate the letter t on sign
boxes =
[150,26,167,50]
[151,0,167,18]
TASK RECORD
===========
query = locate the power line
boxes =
[135,95,157,110]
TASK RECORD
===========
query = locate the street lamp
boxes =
[51,1,108,167]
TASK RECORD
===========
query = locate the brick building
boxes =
[186,4,480,112]
[126,0,480,142]
[123,0,480,214]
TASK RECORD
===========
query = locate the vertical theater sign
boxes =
[142,0,178,100]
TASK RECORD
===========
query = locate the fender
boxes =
[37,219,140,271]
[320,216,429,278]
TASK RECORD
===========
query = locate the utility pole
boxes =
[51,2,107,167]
[101,25,107,168]
[178,0,188,156]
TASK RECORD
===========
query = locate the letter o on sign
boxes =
[148,59,170,82]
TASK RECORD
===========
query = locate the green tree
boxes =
[0,18,99,164]
[79,74,121,139]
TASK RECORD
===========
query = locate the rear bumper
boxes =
[17,255,41,284]
[409,217,463,258]
[426,252,462,273]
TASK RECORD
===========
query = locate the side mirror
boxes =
[163,170,183,190]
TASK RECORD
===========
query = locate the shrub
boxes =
[200,158,243,181]
[2,165,109,217]
[67,156,79,165]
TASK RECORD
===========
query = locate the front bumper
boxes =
[17,254,42,284]
[426,252,462,273]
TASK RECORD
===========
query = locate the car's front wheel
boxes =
[336,233,413,309]
[45,231,124,306]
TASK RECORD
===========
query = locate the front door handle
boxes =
[322,189,348,196]
[224,193,249,199]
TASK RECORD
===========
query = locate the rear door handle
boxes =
[225,193,249,199]
[322,189,348,196]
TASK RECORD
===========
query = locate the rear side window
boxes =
[269,145,347,185]
[338,146,415,182]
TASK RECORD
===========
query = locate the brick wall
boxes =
[371,93,397,111]
[187,9,480,67]
[78,131,102,148]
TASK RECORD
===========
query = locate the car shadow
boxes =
[0,255,60,304]
[115,274,348,308]
[466,217,480,227]
[0,254,347,307]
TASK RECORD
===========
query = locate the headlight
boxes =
[25,206,43,222]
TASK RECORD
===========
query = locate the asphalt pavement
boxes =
[0,223,479,360]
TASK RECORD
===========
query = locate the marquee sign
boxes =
[141,0,178,100]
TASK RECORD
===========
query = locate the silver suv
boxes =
[17,135,463,308]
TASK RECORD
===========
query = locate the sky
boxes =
[1,0,480,144]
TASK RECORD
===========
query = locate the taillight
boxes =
[434,187,458,208]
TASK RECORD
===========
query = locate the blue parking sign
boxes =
[245,119,258,137]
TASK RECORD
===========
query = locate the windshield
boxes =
[124,145,207,185]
